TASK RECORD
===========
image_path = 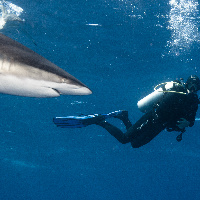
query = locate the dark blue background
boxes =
[0,0,200,199]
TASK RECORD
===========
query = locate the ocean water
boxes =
[0,0,200,199]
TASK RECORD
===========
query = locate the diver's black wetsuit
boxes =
[98,83,199,148]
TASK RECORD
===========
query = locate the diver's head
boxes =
[186,75,200,92]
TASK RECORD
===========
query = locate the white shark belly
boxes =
[0,75,60,97]
[0,75,91,97]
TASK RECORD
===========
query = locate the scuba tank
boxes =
[137,81,186,113]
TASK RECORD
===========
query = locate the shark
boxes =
[0,33,92,97]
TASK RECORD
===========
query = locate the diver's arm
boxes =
[176,118,190,130]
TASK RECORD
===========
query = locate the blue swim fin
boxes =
[53,110,124,128]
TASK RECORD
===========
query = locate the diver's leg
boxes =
[81,111,132,144]
[96,111,164,146]
[97,121,131,144]
[114,110,132,130]
[126,112,166,148]
[96,111,166,147]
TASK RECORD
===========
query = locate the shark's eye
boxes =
[62,78,67,83]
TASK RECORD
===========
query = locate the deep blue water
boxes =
[1,0,200,199]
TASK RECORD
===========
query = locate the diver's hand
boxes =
[176,118,190,129]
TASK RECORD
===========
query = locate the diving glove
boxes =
[176,118,190,130]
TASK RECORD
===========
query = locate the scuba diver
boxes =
[53,75,200,148]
